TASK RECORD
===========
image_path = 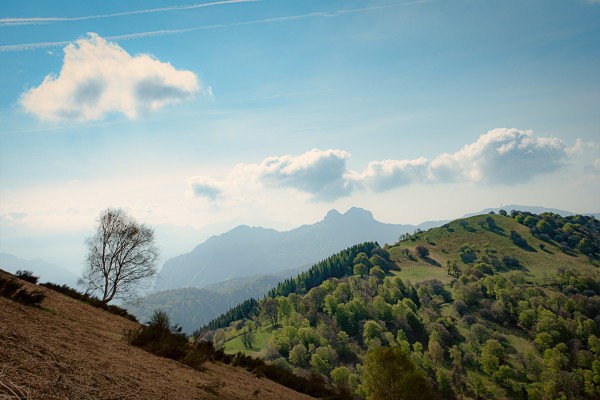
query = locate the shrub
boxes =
[230,352,340,398]
[454,300,468,316]
[16,270,39,284]
[510,231,528,248]
[128,311,189,361]
[502,255,520,268]
[459,244,477,264]
[12,288,45,306]
[554,234,564,243]
[0,277,45,306]
[415,245,430,258]
[0,277,23,298]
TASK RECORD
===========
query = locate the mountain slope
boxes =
[0,269,315,400]
[154,207,416,291]
[206,211,600,399]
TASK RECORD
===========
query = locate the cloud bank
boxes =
[20,33,200,121]
[189,129,572,202]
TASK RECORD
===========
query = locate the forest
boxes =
[195,210,600,399]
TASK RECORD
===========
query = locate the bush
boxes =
[510,231,528,248]
[12,288,45,306]
[0,277,45,306]
[539,234,551,242]
[230,352,341,399]
[0,277,22,298]
[454,300,468,316]
[459,244,477,264]
[16,270,39,284]
[128,310,189,360]
[502,255,520,268]
[415,245,430,258]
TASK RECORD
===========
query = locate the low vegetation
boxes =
[127,309,348,399]
[40,281,138,321]
[0,270,46,306]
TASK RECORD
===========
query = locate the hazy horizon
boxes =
[1,0,599,273]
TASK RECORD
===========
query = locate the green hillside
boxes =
[196,211,600,399]
[388,212,598,284]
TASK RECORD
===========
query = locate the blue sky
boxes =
[1,0,599,273]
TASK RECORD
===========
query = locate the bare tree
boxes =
[80,208,159,304]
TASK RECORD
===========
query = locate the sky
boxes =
[1,0,599,274]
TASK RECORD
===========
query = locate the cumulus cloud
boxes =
[20,33,200,121]
[256,149,352,200]
[430,128,568,184]
[189,149,353,202]
[188,130,573,203]
[351,157,429,192]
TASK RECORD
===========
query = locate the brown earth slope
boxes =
[0,270,314,400]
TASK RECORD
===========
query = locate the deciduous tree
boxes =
[362,346,433,400]
[80,208,159,304]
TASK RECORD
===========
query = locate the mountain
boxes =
[206,211,600,399]
[0,269,315,400]
[154,207,418,291]
[0,252,79,287]
[127,265,309,333]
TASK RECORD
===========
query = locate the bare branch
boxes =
[79,208,159,304]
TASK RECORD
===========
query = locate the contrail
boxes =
[0,0,433,52]
[0,0,256,26]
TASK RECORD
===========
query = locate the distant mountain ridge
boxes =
[154,205,599,292]
[153,207,417,291]
[0,252,79,287]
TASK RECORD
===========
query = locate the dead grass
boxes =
[0,269,314,400]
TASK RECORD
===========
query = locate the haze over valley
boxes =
[1,0,599,398]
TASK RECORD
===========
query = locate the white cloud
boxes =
[351,157,429,192]
[565,138,597,156]
[430,128,568,184]
[189,149,353,202]
[256,149,352,200]
[20,33,200,121]
[188,129,572,203]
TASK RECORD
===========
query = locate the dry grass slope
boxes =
[0,269,314,400]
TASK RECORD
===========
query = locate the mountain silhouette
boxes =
[153,207,415,291]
